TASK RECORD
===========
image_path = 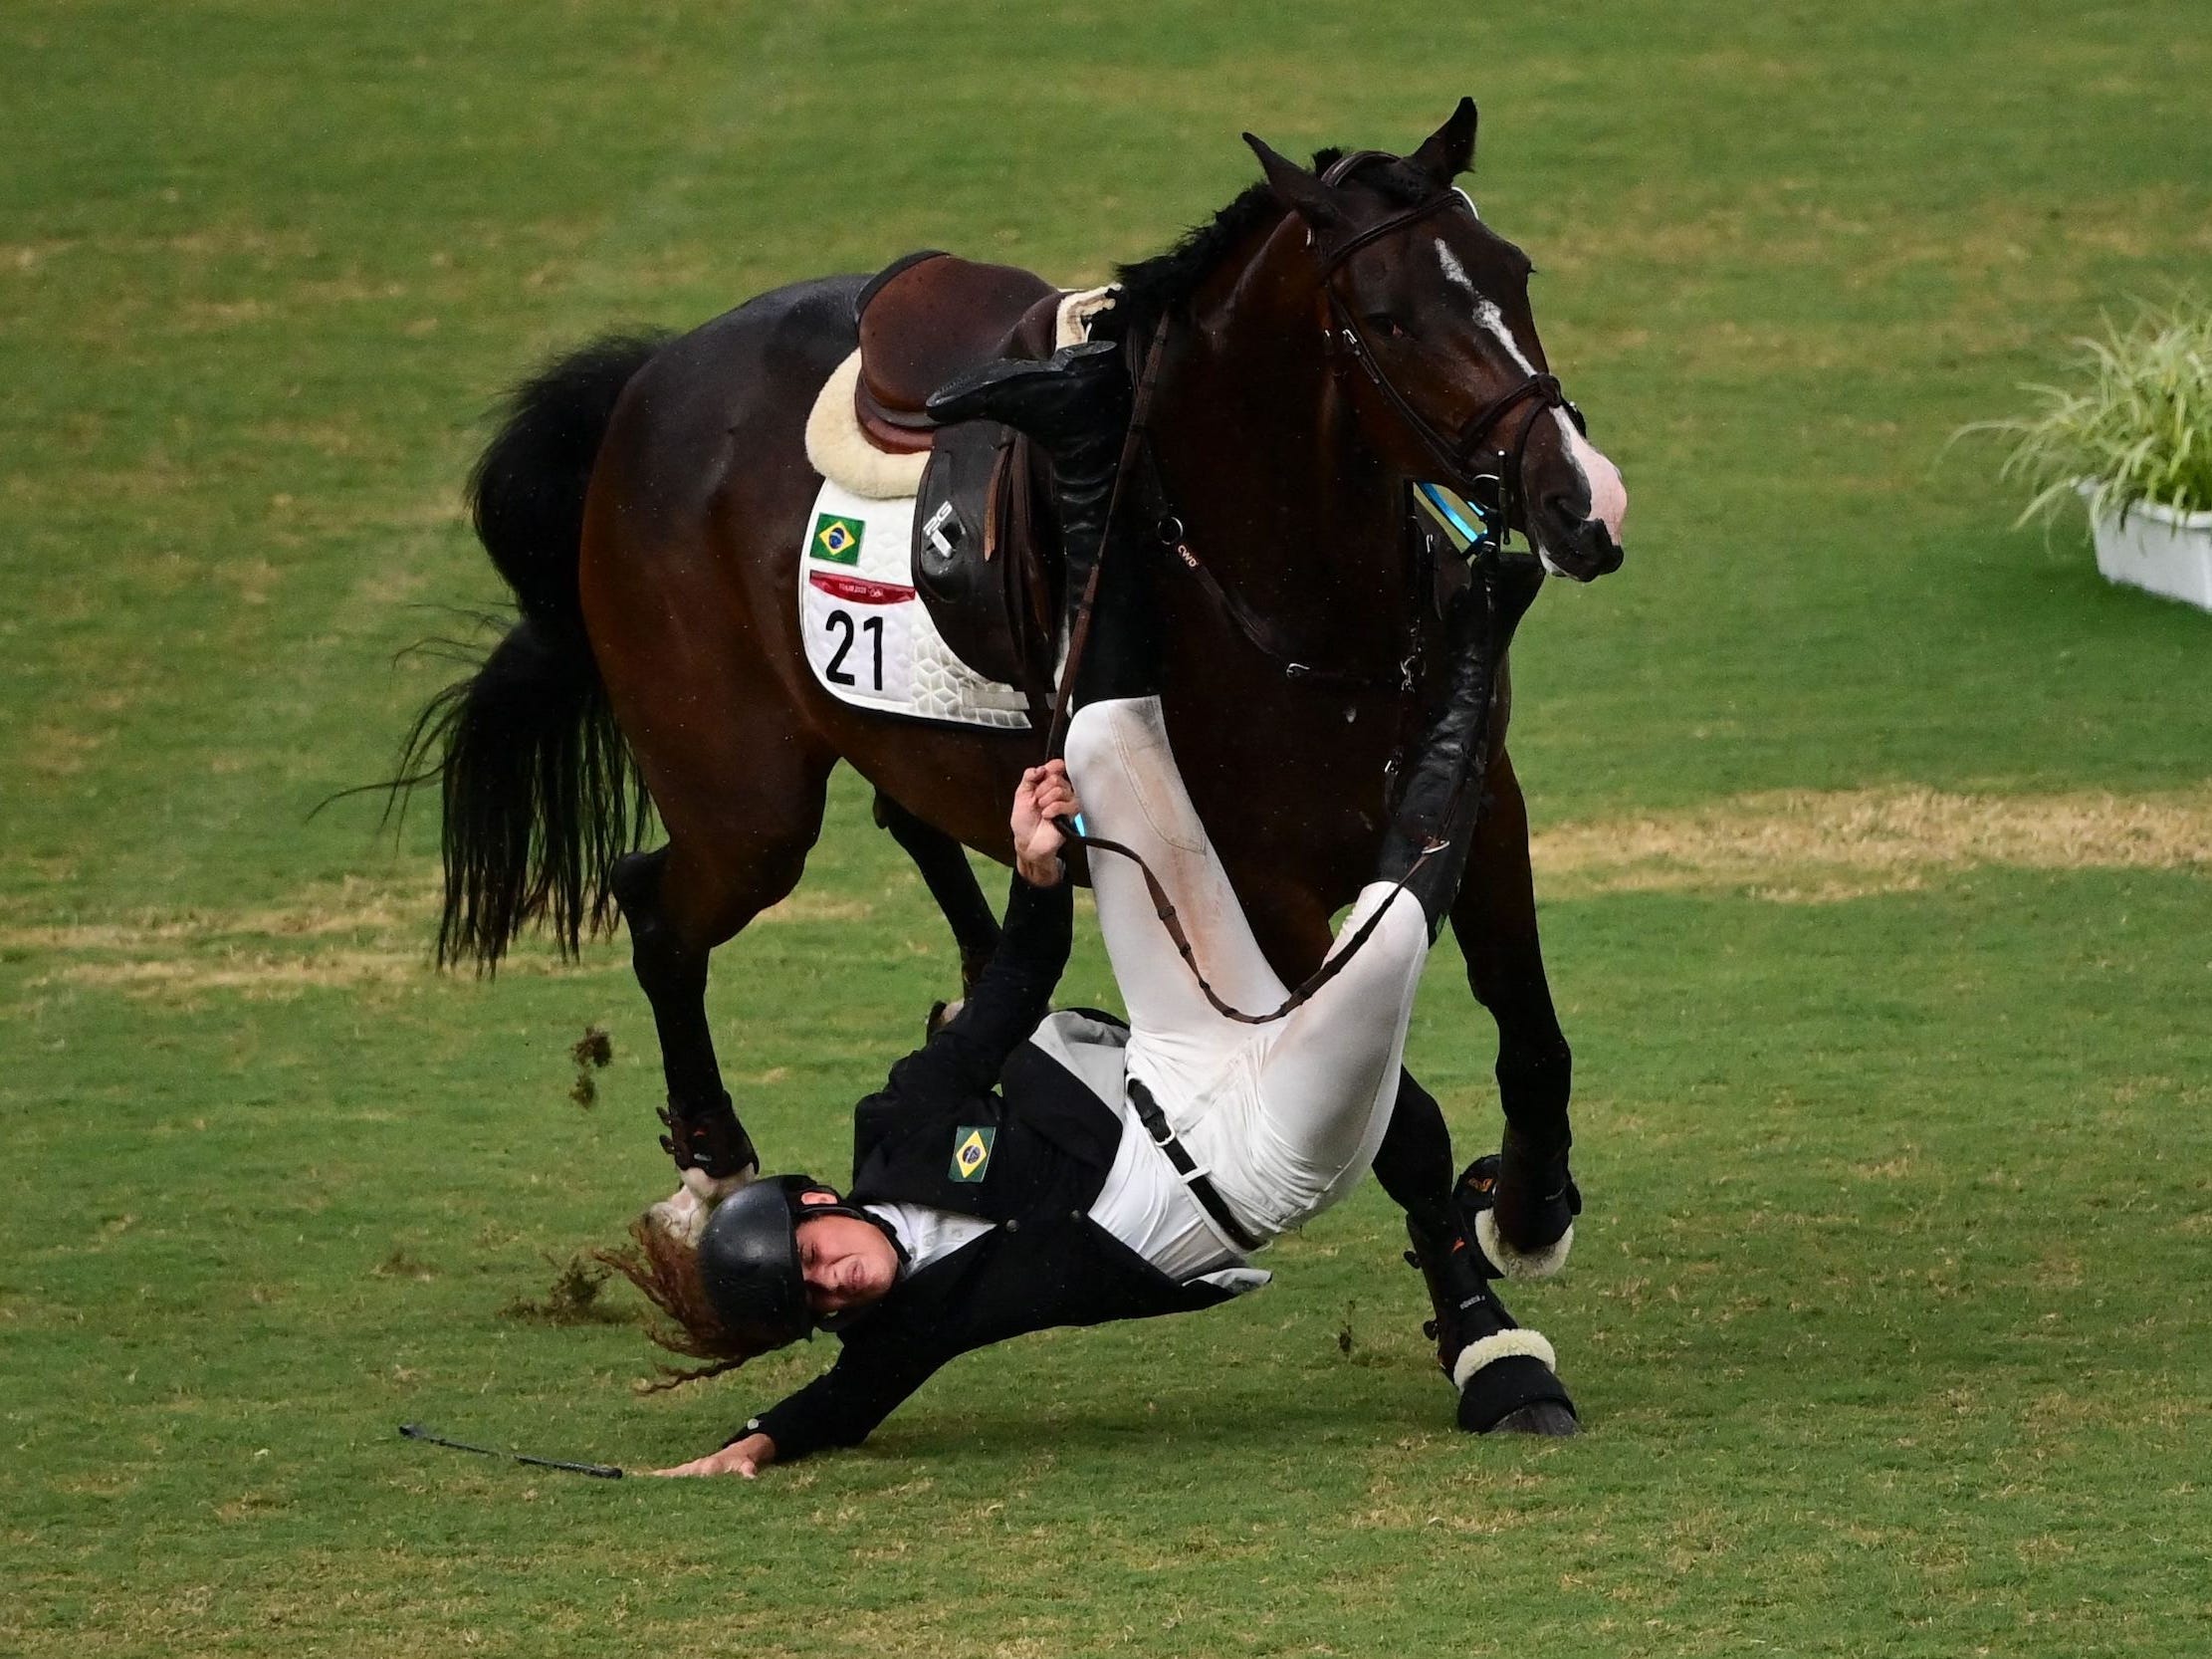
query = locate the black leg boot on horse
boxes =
[1380,564,1578,1436]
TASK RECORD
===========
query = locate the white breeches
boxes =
[1063,696,1432,1244]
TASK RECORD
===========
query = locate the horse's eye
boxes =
[1367,314,1407,340]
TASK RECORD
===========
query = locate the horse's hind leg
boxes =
[610,845,756,1181]
[874,792,1001,1022]
[1448,747,1579,1277]
[608,732,835,1235]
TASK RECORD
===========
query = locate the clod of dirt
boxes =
[499,1252,632,1326]
[568,1025,613,1108]
[373,1249,437,1282]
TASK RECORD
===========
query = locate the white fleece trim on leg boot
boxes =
[649,1167,752,1243]
[1451,1327,1558,1392]
[1475,1209,1574,1282]
[804,352,929,499]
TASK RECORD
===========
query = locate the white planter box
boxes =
[2083,487,2212,611]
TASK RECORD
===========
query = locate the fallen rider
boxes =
[618,553,1571,1478]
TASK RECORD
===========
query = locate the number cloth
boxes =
[797,478,1039,729]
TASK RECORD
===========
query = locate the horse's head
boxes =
[1243,101,1628,582]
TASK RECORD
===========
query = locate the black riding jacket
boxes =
[737,872,1245,1462]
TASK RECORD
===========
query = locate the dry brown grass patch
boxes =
[1535,785,2212,900]
[55,950,426,997]
[3,870,625,1000]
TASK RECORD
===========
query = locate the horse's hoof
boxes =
[1487,1400,1581,1438]
[1451,1334,1577,1435]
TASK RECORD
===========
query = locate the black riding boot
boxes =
[1374,556,1546,936]
[1374,592,1498,938]
[926,340,1153,702]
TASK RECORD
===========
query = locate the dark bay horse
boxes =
[400,102,1627,1420]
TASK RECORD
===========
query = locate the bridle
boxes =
[1311,149,1585,556]
[1086,151,1577,703]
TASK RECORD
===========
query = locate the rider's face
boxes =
[794,1210,899,1316]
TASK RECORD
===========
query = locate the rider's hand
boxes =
[652,1432,776,1479]
[1011,762,1078,887]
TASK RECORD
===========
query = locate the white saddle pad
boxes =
[797,478,1037,730]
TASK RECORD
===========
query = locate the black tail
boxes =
[392,332,669,969]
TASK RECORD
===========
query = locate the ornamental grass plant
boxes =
[1974,300,2212,526]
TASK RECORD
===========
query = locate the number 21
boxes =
[824,609,884,690]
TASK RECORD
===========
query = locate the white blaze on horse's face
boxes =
[1433,233,1629,568]
[1435,240,1479,304]
[1561,415,1629,555]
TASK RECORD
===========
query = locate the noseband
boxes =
[1311,150,1584,550]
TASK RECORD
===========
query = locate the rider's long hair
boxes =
[594,1217,771,1390]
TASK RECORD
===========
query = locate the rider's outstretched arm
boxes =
[868,766,1075,1106]
[736,1326,951,1462]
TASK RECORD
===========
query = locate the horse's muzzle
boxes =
[1533,501,1626,584]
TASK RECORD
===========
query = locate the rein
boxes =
[1060,522,1529,1031]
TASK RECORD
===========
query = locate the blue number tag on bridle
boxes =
[1414,480,1499,557]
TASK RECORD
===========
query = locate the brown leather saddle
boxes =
[852,250,1062,453]
[851,251,1069,700]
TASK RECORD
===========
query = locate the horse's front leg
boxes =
[874,791,1001,1022]
[1449,747,1579,1278]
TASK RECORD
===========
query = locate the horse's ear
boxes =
[1410,97,1479,184]
[1242,132,1341,232]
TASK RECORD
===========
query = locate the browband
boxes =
[1311,149,1466,279]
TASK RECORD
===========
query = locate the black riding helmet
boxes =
[696,1175,885,1348]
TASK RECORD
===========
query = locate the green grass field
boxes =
[5,3,2211,1654]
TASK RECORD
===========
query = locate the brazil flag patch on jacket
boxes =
[948,1125,996,1183]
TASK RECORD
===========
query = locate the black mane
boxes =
[1103,145,1436,347]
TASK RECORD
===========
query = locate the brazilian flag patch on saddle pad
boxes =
[948,1125,996,1183]
[812,512,864,566]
